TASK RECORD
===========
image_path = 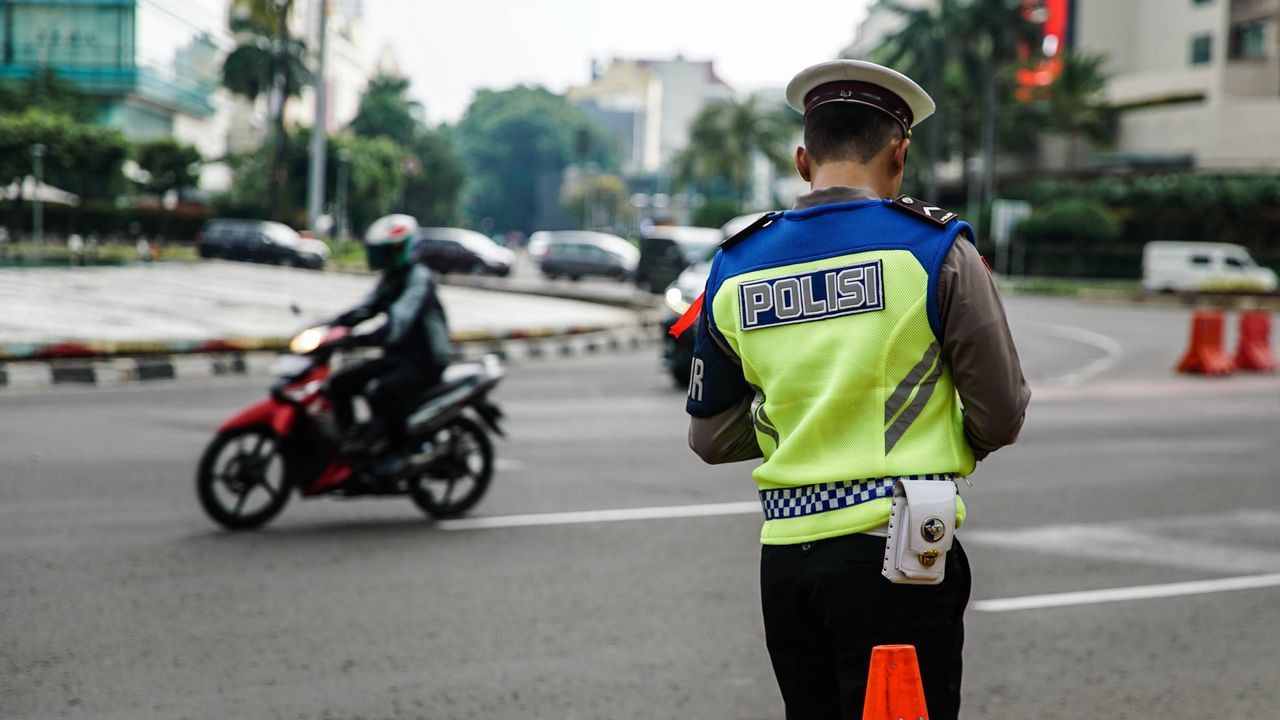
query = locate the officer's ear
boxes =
[795,146,812,182]
[891,136,911,175]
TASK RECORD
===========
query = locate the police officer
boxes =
[685,60,1030,720]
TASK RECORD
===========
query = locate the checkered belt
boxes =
[759,474,955,521]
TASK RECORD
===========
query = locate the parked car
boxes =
[1141,241,1278,293]
[196,219,329,270]
[413,227,515,276]
[635,225,723,292]
[528,230,638,281]
[660,213,772,386]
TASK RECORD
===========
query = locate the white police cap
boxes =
[785,59,935,134]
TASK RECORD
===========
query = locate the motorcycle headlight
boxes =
[289,327,327,354]
[665,287,691,314]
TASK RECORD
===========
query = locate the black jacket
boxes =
[334,262,453,370]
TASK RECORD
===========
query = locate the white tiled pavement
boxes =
[0,262,640,347]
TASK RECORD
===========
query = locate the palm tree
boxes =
[871,0,965,200]
[673,96,797,209]
[222,0,310,220]
[958,0,1039,217]
[349,74,423,146]
[1036,52,1115,173]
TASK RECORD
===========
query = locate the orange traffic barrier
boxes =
[862,644,929,720]
[1234,310,1276,373]
[1176,310,1235,375]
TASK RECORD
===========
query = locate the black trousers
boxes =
[327,355,441,449]
[760,533,971,720]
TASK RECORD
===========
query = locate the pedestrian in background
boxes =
[685,59,1030,719]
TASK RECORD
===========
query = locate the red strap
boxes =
[668,293,704,337]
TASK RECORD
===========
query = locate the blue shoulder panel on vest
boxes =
[705,200,969,341]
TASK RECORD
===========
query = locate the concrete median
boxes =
[0,262,662,389]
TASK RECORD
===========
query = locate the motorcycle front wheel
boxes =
[196,426,292,530]
[410,416,493,519]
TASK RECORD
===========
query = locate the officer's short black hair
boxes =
[803,103,905,165]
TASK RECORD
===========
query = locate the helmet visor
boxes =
[366,243,396,270]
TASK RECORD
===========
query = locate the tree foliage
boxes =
[672,96,797,207]
[455,86,614,233]
[0,70,100,123]
[403,129,466,227]
[1027,52,1116,170]
[563,173,633,230]
[349,74,422,146]
[0,110,127,197]
[348,74,464,226]
[134,137,203,198]
[221,0,309,220]
[870,0,1040,195]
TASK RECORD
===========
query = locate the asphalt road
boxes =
[3,296,1279,719]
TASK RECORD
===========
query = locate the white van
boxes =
[1141,241,1277,292]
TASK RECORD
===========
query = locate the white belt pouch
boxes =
[882,479,957,585]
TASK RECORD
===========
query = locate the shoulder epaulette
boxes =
[720,211,781,250]
[889,195,958,227]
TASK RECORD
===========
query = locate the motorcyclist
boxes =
[327,214,453,472]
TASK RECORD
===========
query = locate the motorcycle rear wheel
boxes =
[196,426,292,530]
[410,416,493,519]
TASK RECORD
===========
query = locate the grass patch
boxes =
[1001,277,1141,296]
[0,241,198,267]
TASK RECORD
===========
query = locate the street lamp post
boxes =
[30,143,46,257]
[335,148,351,241]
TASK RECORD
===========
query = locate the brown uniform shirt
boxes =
[689,186,1031,464]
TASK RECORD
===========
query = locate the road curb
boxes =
[0,324,662,390]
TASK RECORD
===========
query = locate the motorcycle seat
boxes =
[412,376,476,404]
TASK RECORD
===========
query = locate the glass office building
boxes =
[0,0,229,139]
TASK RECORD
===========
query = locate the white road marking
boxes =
[1025,322,1123,386]
[963,510,1280,574]
[974,573,1280,612]
[436,500,760,531]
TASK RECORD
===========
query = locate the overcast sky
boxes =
[362,0,872,125]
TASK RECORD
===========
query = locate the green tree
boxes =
[403,129,465,226]
[0,110,127,237]
[134,138,203,238]
[0,69,99,123]
[134,138,203,198]
[875,0,1038,208]
[221,0,310,220]
[455,85,613,234]
[348,74,465,226]
[871,0,965,199]
[219,130,404,234]
[672,96,797,207]
[1033,52,1115,173]
[349,74,421,146]
[563,173,632,230]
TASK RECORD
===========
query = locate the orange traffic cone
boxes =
[1176,310,1235,375]
[1234,310,1276,373]
[862,644,929,720]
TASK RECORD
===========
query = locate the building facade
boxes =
[845,0,1280,173]
[567,56,734,175]
[1077,0,1280,171]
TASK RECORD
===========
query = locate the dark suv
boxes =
[529,231,638,281]
[413,227,515,276]
[635,225,722,292]
[196,219,329,270]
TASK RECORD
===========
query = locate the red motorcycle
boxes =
[196,326,505,530]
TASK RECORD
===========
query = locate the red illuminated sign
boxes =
[1017,0,1070,98]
